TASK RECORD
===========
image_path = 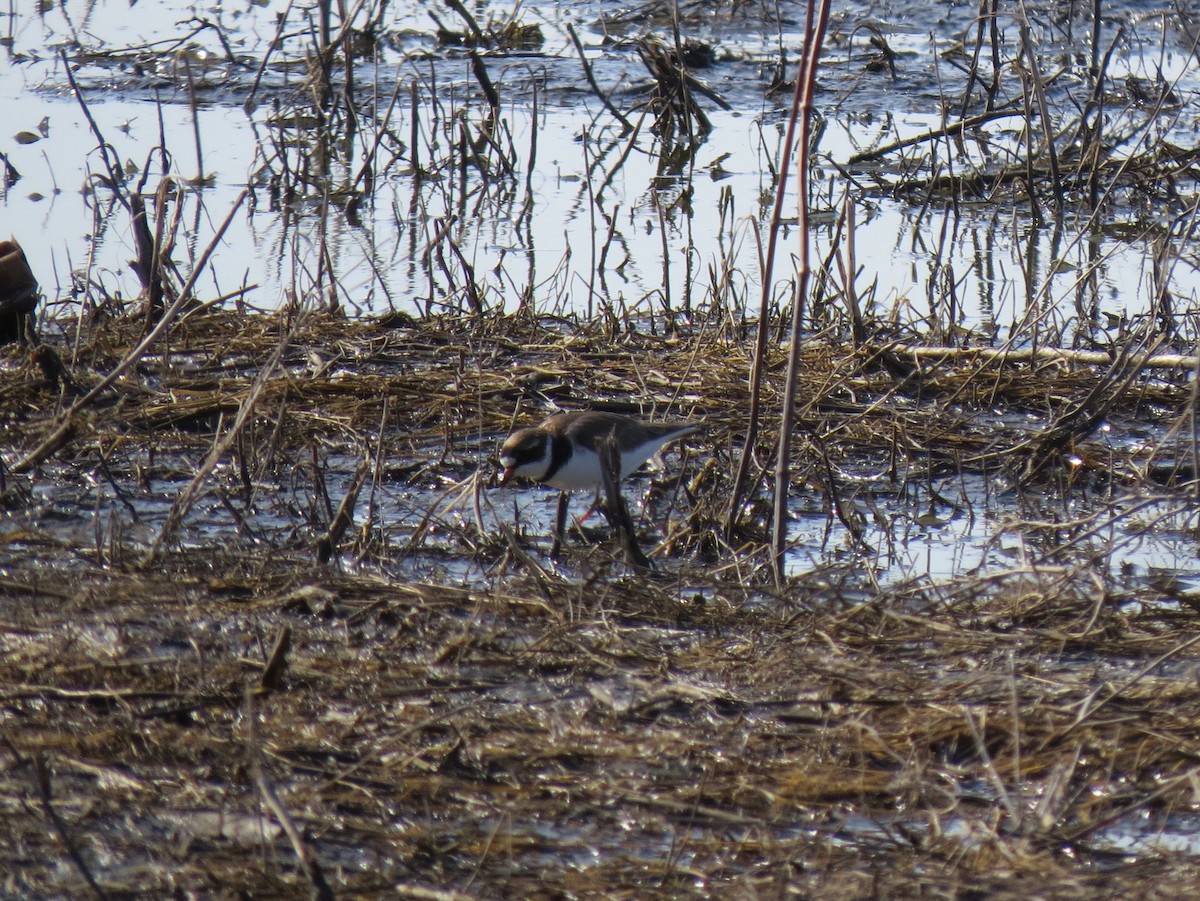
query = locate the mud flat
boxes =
[4,0,1200,896]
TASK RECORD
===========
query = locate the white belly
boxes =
[543,446,658,491]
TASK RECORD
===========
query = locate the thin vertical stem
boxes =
[771,0,832,582]
[726,1,821,539]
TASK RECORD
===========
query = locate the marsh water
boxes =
[5,0,1200,585]
[5,3,1200,891]
[7,1,1200,326]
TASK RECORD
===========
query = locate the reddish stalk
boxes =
[771,0,832,582]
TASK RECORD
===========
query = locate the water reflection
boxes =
[0,1,1196,344]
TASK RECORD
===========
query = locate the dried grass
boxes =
[5,0,1200,892]
[2,309,1200,896]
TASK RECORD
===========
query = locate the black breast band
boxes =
[542,433,574,483]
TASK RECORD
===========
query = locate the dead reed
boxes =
[6,0,1200,895]
[3,303,1200,894]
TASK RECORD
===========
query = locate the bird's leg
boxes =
[550,490,570,559]
[577,490,603,523]
[596,430,652,569]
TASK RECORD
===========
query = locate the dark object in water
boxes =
[0,239,38,344]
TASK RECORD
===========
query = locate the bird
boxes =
[499,411,699,555]
[499,411,699,491]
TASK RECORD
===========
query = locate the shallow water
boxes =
[3,0,1198,337]
[2,2,1200,592]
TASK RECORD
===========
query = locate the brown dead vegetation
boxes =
[6,0,1200,895]
[2,309,1200,896]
